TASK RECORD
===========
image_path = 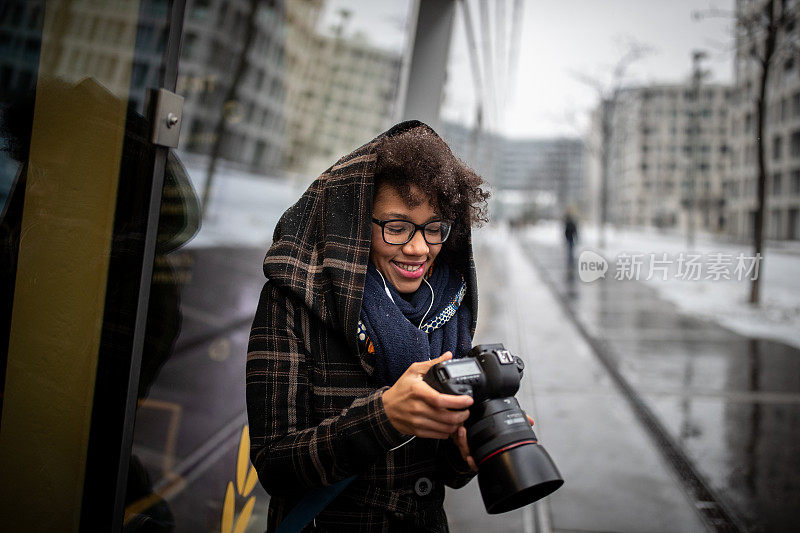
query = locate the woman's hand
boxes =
[452,426,478,472]
[382,352,474,439]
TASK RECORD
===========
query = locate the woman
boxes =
[247,121,490,532]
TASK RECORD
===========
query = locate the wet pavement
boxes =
[446,228,709,533]
[517,227,800,532]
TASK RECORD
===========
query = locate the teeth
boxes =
[396,262,422,272]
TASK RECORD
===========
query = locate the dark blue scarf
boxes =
[358,262,472,386]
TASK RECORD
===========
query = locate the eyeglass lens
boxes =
[383,220,450,244]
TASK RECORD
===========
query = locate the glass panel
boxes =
[126,1,413,530]
[0,0,175,528]
[0,0,44,404]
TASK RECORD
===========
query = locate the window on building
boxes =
[191,0,212,21]
[789,208,799,240]
[792,169,800,195]
[771,209,783,239]
[156,26,168,53]
[183,32,197,58]
[774,135,783,160]
[136,23,153,46]
[791,130,800,159]
[131,61,147,87]
[773,172,783,195]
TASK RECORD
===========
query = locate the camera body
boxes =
[423,343,563,514]
[424,343,525,400]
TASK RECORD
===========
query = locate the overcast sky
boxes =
[320,0,735,139]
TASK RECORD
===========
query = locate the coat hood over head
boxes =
[263,120,478,351]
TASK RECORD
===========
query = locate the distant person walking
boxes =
[564,212,578,270]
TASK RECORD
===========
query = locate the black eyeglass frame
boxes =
[371,217,452,245]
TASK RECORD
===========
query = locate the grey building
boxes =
[726,0,800,241]
[590,84,733,231]
[178,0,289,174]
[284,28,403,177]
[443,120,583,220]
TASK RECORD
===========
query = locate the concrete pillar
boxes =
[398,0,456,131]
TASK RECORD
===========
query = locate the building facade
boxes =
[591,84,733,232]
[443,120,583,221]
[174,0,402,179]
[727,0,800,240]
[586,1,800,242]
[178,0,289,174]
[284,28,403,177]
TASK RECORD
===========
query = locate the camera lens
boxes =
[466,397,563,514]
[467,398,535,461]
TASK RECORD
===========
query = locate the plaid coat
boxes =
[246,121,479,532]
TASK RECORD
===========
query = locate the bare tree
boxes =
[699,1,800,303]
[200,0,263,220]
[574,40,652,248]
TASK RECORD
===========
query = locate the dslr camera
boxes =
[424,343,563,513]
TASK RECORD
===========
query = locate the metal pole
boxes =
[686,50,707,249]
[399,0,456,129]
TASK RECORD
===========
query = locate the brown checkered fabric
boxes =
[247,121,479,532]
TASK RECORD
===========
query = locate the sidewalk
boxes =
[519,224,800,532]
[445,227,707,532]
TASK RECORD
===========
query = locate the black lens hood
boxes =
[477,441,564,514]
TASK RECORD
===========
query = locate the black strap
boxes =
[274,476,356,533]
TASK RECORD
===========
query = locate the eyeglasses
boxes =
[371,218,452,245]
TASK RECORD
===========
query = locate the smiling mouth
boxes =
[391,260,425,278]
[393,261,422,272]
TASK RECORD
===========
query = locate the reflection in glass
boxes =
[0,0,45,421]
[124,0,414,530]
[0,1,186,528]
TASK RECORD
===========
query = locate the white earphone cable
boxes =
[418,278,434,329]
[375,268,395,303]
[389,435,416,451]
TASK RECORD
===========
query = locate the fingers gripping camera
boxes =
[424,345,524,400]
[423,344,564,514]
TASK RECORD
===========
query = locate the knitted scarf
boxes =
[358,262,472,386]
